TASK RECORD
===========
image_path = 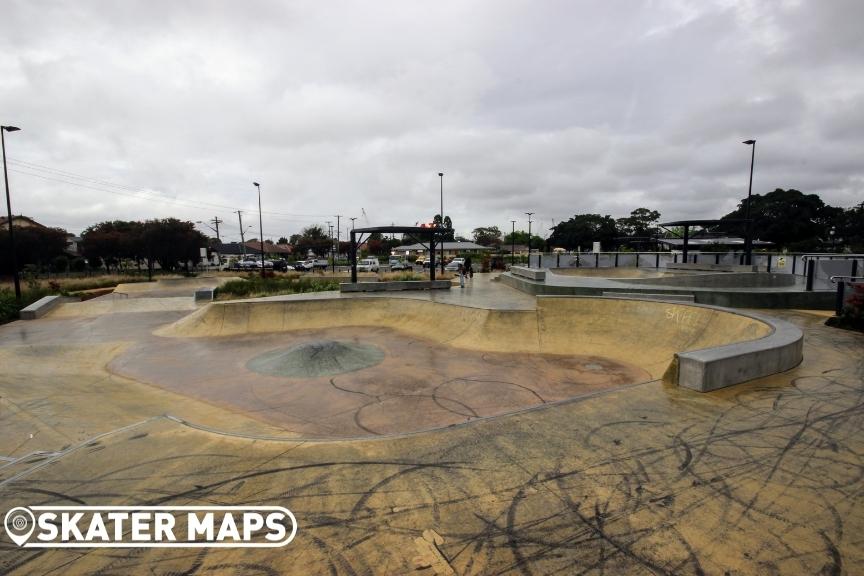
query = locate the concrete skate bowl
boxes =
[123,296,800,439]
[550,267,691,279]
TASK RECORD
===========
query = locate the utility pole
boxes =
[236,210,246,257]
[526,212,535,268]
[210,216,222,241]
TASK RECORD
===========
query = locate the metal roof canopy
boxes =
[657,219,753,262]
[349,225,444,282]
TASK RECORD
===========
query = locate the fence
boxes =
[525,251,864,292]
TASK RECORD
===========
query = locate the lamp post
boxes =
[742,139,756,266]
[438,172,445,274]
[1,125,21,301]
[525,212,534,268]
[253,182,265,278]
[510,220,516,267]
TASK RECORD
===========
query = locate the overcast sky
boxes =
[1,0,862,242]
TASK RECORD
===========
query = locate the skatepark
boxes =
[1,271,862,574]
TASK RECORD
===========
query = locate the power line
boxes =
[6,157,335,220]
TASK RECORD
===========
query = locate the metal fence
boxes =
[526,251,864,292]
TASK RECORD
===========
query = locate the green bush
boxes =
[215,276,340,299]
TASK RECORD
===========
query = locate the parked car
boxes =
[389,258,409,271]
[296,258,329,271]
[357,257,380,272]
[271,259,293,271]
[420,258,431,269]
[444,257,465,271]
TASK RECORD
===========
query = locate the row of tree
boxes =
[80,219,207,272]
[469,191,863,253]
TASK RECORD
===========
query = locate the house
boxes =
[0,215,47,229]
[217,241,293,259]
[391,241,493,259]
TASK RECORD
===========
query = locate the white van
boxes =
[357,257,380,272]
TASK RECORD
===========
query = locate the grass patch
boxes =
[215,275,340,300]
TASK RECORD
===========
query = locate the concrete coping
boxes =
[19,295,63,320]
[675,308,803,392]
[601,291,695,303]
[511,266,546,281]
[537,295,803,393]
[340,280,452,293]
[666,263,759,272]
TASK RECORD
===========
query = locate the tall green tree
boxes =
[502,230,544,249]
[0,225,69,274]
[721,189,841,251]
[293,225,332,257]
[432,214,455,241]
[616,208,661,237]
[472,226,502,246]
[548,214,618,251]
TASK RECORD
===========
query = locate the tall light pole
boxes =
[742,139,756,266]
[2,125,22,301]
[525,212,534,268]
[510,220,516,267]
[438,172,445,274]
[253,182,265,278]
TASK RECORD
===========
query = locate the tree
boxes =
[0,225,69,274]
[503,230,544,249]
[278,236,289,245]
[81,220,145,272]
[548,214,618,251]
[616,208,661,237]
[140,219,206,271]
[472,226,503,246]
[293,225,331,257]
[836,202,864,252]
[432,214,455,241]
[721,189,840,251]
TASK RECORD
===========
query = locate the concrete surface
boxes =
[340,279,452,292]
[0,274,862,575]
[511,265,546,280]
[501,269,836,309]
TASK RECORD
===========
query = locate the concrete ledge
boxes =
[19,295,62,320]
[624,272,796,288]
[666,263,758,272]
[195,288,215,301]
[602,291,695,303]
[675,310,803,392]
[340,280,452,293]
[511,266,546,281]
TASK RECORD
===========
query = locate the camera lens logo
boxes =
[4,507,35,547]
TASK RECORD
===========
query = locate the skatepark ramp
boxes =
[157,296,801,392]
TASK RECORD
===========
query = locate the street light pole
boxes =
[511,220,516,267]
[525,212,534,268]
[1,125,22,301]
[253,182,265,278]
[438,172,445,275]
[742,139,756,266]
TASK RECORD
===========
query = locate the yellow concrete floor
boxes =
[0,276,862,575]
